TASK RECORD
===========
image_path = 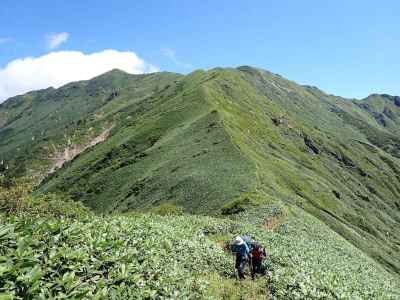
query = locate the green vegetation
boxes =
[1,66,400,297]
[221,197,254,215]
[1,203,399,299]
[0,179,91,219]
[0,70,181,180]
[149,203,185,216]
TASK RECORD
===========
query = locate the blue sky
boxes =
[0,0,399,100]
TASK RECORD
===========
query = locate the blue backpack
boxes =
[231,235,254,253]
[240,235,254,250]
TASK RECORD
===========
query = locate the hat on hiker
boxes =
[234,236,244,245]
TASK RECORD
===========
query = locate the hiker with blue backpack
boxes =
[231,235,267,280]
[232,236,250,279]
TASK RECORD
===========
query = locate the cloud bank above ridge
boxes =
[0,49,158,102]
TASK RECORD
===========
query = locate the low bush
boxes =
[221,197,253,215]
[150,203,185,216]
[0,215,231,299]
[0,203,399,299]
[0,180,91,219]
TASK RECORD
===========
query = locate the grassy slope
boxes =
[1,66,400,279]
[201,67,400,276]
[39,70,256,214]
[0,70,181,179]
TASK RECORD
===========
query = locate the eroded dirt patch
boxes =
[49,126,113,173]
[263,216,282,230]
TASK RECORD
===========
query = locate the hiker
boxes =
[231,236,250,280]
[251,242,267,280]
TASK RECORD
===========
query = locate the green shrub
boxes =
[0,180,91,218]
[30,194,92,219]
[150,203,185,216]
[0,214,231,299]
[0,179,34,214]
[0,209,399,299]
[221,197,253,215]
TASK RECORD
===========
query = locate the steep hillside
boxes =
[39,70,255,213]
[0,70,181,180]
[1,66,400,279]
[204,67,400,275]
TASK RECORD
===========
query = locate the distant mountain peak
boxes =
[92,68,132,80]
[364,93,400,106]
[237,65,283,77]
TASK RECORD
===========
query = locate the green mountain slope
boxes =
[1,66,400,279]
[0,70,181,179]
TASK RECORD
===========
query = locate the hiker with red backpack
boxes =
[231,235,267,280]
[251,242,267,279]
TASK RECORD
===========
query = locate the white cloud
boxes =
[0,49,158,102]
[46,32,69,49]
[161,48,192,69]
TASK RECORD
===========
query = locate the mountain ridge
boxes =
[1,66,399,109]
[1,66,400,278]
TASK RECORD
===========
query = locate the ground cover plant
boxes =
[1,203,399,299]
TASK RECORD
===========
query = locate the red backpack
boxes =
[252,245,266,260]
